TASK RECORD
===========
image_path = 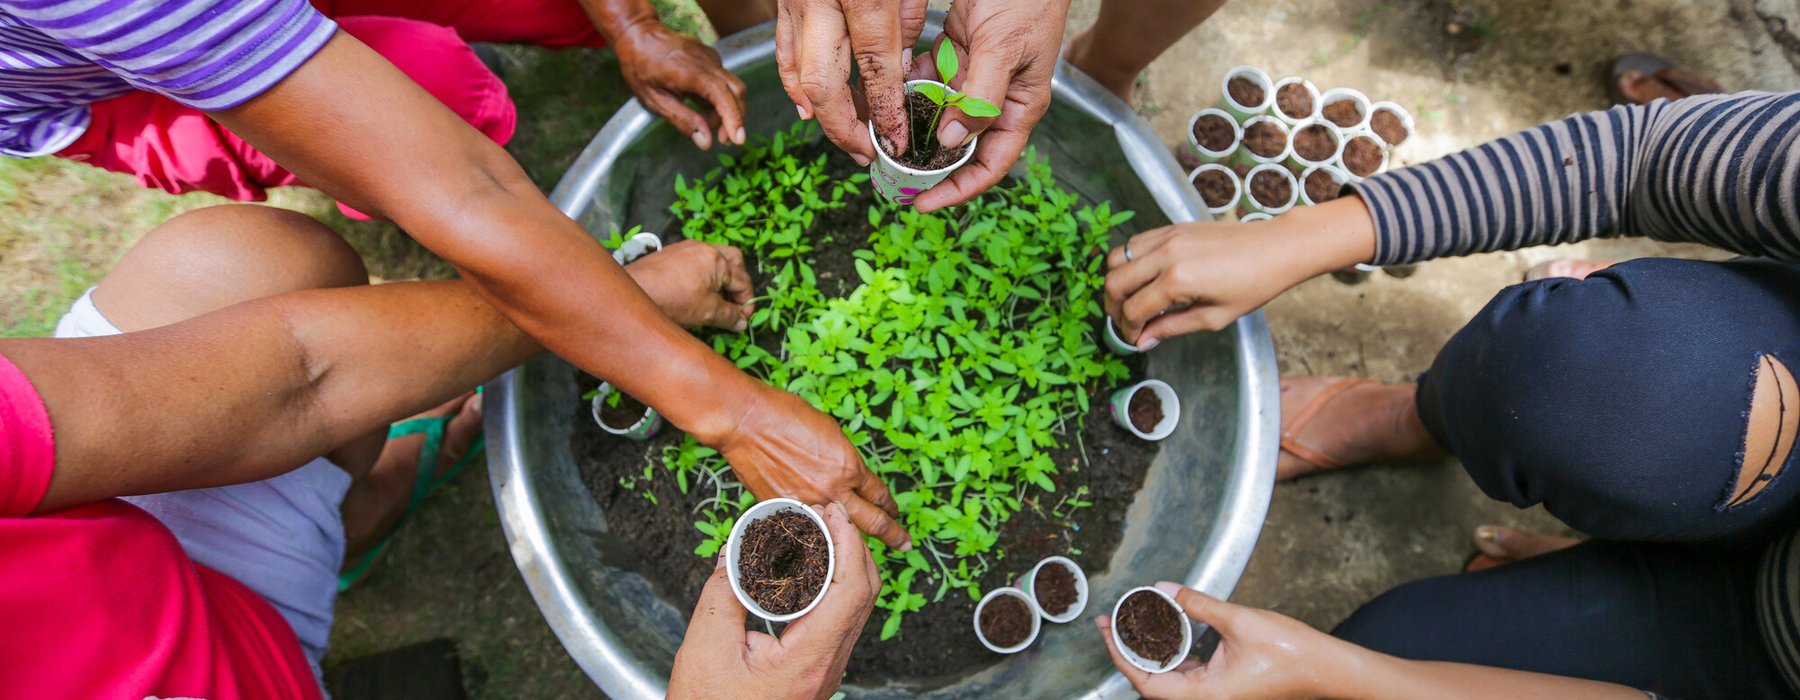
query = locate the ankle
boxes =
[1378,385,1443,461]
[1065,32,1139,99]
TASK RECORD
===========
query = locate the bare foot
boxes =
[1278,377,1443,481]
[341,393,485,564]
[1524,258,1614,282]
[1064,31,1137,102]
[1465,525,1581,572]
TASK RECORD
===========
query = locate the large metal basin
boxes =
[485,15,1277,699]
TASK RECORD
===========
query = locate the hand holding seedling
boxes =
[670,502,879,700]
[902,0,1071,212]
[777,0,929,165]
[1103,197,1379,348]
[612,19,748,150]
[910,42,1002,136]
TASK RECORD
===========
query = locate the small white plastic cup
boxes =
[611,232,663,265]
[1318,87,1372,133]
[726,497,836,623]
[1185,108,1243,165]
[1187,163,1241,217]
[1021,556,1089,623]
[1336,130,1391,182]
[1104,316,1140,355]
[868,80,980,205]
[1269,76,1320,126]
[1241,163,1300,216]
[1217,66,1275,121]
[1284,119,1345,171]
[1298,163,1353,207]
[1367,100,1415,148]
[1110,586,1194,674]
[1230,115,1291,170]
[590,382,662,441]
[1239,212,1274,223]
[974,587,1042,654]
[1110,379,1180,441]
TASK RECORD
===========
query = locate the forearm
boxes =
[1351,91,1800,265]
[573,0,661,43]
[1335,647,1647,700]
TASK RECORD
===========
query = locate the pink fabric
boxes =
[0,353,322,699]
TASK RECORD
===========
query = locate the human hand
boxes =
[1103,197,1378,347]
[776,0,928,165]
[905,0,1071,212]
[715,386,912,550]
[1097,582,1353,700]
[624,240,755,330]
[614,19,747,150]
[669,501,881,699]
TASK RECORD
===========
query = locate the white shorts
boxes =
[56,288,349,678]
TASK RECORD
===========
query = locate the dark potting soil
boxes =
[1226,76,1265,109]
[1249,170,1293,208]
[573,143,1160,687]
[1321,99,1364,128]
[1033,562,1079,616]
[1128,387,1164,433]
[1341,135,1384,178]
[1276,83,1313,120]
[1191,113,1235,153]
[1291,124,1337,163]
[1193,168,1236,209]
[979,595,1033,649]
[882,91,969,171]
[739,510,829,615]
[1116,590,1183,664]
[1371,108,1408,145]
[599,390,650,430]
[1241,121,1287,159]
[1305,169,1343,204]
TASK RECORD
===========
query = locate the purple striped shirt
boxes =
[0,0,337,157]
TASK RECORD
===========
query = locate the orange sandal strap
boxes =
[1279,378,1379,471]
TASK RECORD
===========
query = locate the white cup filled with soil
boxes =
[589,382,662,441]
[1299,163,1352,207]
[1185,108,1242,165]
[1110,379,1180,441]
[1338,131,1390,182]
[1285,119,1344,171]
[1270,76,1320,126]
[1104,316,1141,355]
[1230,115,1291,169]
[726,497,835,622]
[1367,101,1414,148]
[1217,66,1274,120]
[974,587,1041,654]
[1187,163,1241,217]
[1318,87,1372,133]
[1110,587,1193,674]
[1241,164,1300,216]
[1022,556,1089,623]
[868,79,981,205]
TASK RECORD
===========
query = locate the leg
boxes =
[57,16,515,205]
[694,0,776,37]
[311,0,605,47]
[1066,0,1229,100]
[1332,540,1789,699]
[1419,258,1800,545]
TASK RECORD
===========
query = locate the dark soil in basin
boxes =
[1116,590,1183,664]
[1191,113,1235,153]
[738,510,829,615]
[1193,168,1236,209]
[1371,108,1409,145]
[1241,121,1287,159]
[1276,82,1313,120]
[1291,124,1337,163]
[1249,169,1293,209]
[1128,387,1164,433]
[979,594,1034,649]
[1033,562,1079,616]
[879,90,969,171]
[572,145,1159,688]
[1227,76,1265,109]
[1305,169,1344,204]
[1342,135,1384,178]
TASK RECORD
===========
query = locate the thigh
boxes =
[1419,257,1800,544]
[1333,541,1791,700]
[311,0,603,47]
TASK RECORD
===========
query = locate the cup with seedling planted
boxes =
[586,382,661,441]
[869,42,999,205]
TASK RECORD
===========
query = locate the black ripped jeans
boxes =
[1332,258,1800,699]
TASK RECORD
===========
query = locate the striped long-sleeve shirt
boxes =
[1352,91,1800,266]
[0,0,338,157]
[1354,91,1800,696]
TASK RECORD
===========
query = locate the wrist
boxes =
[1283,195,1379,278]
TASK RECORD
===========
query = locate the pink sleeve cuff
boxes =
[0,352,54,517]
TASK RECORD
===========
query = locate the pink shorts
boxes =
[55,0,605,210]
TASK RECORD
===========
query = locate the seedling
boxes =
[911,42,1002,137]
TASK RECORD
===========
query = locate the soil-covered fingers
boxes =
[842,0,909,157]
[898,0,927,53]
[795,1,875,164]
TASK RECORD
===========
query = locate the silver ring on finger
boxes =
[1124,241,1134,262]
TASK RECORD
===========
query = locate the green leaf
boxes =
[880,611,904,640]
[935,41,958,83]
[911,82,948,105]
[957,97,1001,118]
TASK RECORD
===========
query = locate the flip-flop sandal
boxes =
[1609,53,1726,105]
[338,394,487,592]
[1280,378,1378,472]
